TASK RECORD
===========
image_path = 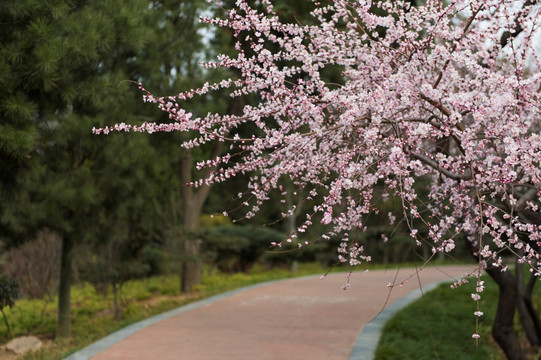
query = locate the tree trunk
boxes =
[524,272,541,340]
[112,282,122,320]
[484,265,526,360]
[180,237,203,293]
[179,146,205,294]
[466,238,526,360]
[1,308,12,339]
[57,235,73,338]
[178,99,243,293]
[516,261,540,347]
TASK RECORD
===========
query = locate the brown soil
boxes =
[0,349,17,360]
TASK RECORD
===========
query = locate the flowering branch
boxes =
[95,3,541,348]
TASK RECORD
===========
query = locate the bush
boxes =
[79,253,150,320]
[0,274,21,338]
[201,225,286,273]
[141,245,167,275]
[3,228,60,300]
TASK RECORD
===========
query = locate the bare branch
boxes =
[411,152,472,180]
[500,0,535,48]
[419,92,466,132]
[515,188,539,213]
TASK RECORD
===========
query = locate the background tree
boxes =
[0,0,172,338]
[98,1,541,359]
[132,0,229,293]
[138,0,321,293]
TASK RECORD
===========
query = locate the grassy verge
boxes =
[2,263,324,360]
[375,275,504,360]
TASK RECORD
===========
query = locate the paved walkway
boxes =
[66,265,473,360]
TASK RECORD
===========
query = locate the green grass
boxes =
[6,263,324,360]
[375,275,503,360]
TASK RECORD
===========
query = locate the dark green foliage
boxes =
[0,275,20,311]
[0,274,21,338]
[0,0,175,337]
[141,245,168,276]
[0,0,38,240]
[202,225,286,273]
[79,257,150,320]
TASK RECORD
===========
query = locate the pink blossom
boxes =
[97,0,541,305]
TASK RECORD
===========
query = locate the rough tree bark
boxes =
[57,235,73,338]
[516,261,540,347]
[524,272,541,341]
[484,265,526,360]
[179,99,244,293]
[179,144,215,294]
[467,238,527,360]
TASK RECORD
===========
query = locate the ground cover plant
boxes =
[95,1,541,358]
[377,269,541,360]
[376,276,501,360]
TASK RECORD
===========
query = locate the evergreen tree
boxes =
[0,0,165,338]
[0,1,39,241]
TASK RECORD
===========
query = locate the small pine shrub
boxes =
[0,274,21,338]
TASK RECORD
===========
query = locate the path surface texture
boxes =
[68,265,473,360]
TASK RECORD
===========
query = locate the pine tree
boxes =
[0,0,164,338]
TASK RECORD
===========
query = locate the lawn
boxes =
[375,274,516,360]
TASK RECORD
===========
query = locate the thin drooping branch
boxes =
[192,140,224,212]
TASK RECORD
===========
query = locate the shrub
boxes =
[0,274,21,338]
[3,228,60,300]
[201,225,285,273]
[79,258,150,319]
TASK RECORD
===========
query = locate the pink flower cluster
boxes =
[96,0,541,275]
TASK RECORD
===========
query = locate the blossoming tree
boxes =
[96,0,541,358]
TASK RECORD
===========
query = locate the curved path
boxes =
[66,265,473,360]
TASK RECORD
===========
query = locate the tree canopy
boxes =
[96,1,541,359]
[0,0,184,338]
